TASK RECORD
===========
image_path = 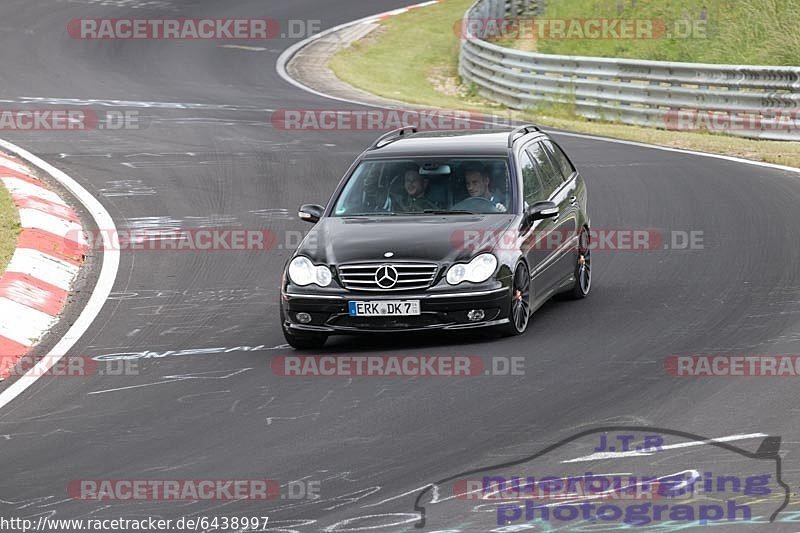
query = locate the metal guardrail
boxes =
[460,0,800,140]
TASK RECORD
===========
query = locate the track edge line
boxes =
[0,138,120,411]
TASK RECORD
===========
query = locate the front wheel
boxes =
[500,263,532,336]
[566,228,591,299]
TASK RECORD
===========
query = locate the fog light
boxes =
[296,312,312,324]
[467,309,485,322]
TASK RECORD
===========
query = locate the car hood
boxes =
[297,215,517,265]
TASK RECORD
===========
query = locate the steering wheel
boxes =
[453,196,500,213]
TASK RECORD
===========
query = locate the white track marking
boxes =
[220,45,267,52]
[553,132,800,174]
[0,139,120,411]
[562,432,768,463]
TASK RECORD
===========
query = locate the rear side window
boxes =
[542,140,576,180]
[527,142,563,198]
[519,150,545,206]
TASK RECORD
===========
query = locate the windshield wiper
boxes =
[342,212,397,217]
[421,209,476,215]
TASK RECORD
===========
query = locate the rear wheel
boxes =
[500,263,532,336]
[566,228,591,299]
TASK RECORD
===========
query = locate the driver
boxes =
[456,162,507,212]
[396,169,438,212]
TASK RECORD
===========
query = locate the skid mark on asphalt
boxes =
[64,0,176,9]
[141,460,204,473]
[107,288,273,301]
[265,413,320,426]
[11,96,273,112]
[0,431,38,440]
[219,44,270,52]
[57,153,113,159]
[123,214,241,231]
[177,390,230,403]
[87,368,252,395]
[99,289,277,327]
[121,160,220,169]
[147,117,275,127]
[249,208,293,220]
[97,179,157,197]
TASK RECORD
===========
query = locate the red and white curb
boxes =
[0,153,87,378]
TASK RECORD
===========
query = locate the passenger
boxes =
[396,169,438,212]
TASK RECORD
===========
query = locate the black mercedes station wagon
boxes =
[280,125,590,349]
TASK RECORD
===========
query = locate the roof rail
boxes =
[507,124,542,148]
[369,126,418,150]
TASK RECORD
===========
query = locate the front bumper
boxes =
[281,286,510,334]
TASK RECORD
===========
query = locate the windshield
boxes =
[332,158,513,216]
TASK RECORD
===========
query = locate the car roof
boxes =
[361,128,545,158]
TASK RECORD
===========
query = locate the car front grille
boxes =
[337,263,439,292]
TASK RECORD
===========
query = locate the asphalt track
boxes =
[1,1,800,532]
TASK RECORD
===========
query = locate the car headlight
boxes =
[288,256,332,287]
[446,253,498,285]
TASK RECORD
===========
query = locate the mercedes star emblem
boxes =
[375,265,399,289]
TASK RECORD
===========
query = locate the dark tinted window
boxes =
[332,158,512,216]
[519,150,545,206]
[527,142,562,197]
[542,140,576,180]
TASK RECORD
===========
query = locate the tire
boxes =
[282,325,328,350]
[500,263,532,336]
[566,227,591,300]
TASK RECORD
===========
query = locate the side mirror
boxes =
[298,204,324,224]
[525,201,559,223]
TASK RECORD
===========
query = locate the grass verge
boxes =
[329,0,800,169]
[512,0,800,66]
[0,179,20,273]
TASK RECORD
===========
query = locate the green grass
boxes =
[0,180,19,273]
[505,0,800,66]
[329,0,800,168]
[330,0,483,108]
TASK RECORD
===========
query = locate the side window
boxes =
[519,150,545,206]
[527,142,563,197]
[542,140,576,180]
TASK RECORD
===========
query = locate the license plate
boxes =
[348,300,421,317]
